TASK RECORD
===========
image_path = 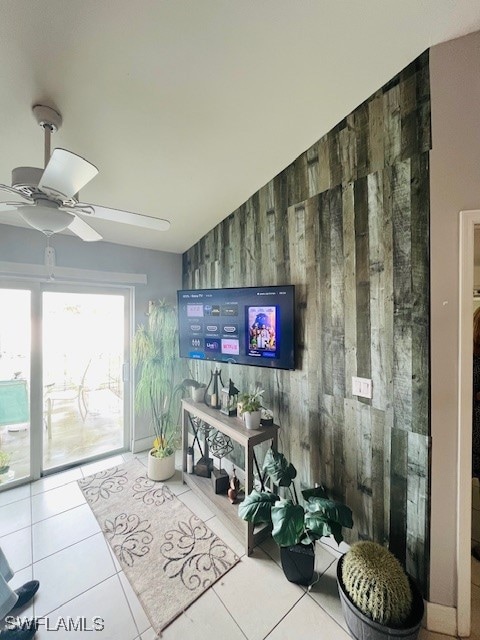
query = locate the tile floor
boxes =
[0,452,475,640]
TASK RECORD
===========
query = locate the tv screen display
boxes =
[177,285,295,370]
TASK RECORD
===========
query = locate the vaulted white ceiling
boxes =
[0,0,479,253]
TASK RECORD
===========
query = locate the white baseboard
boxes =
[132,436,152,454]
[426,601,457,636]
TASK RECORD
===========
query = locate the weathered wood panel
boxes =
[182,51,431,594]
[354,176,371,389]
[410,152,430,436]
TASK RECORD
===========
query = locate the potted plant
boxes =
[336,541,424,640]
[239,386,264,429]
[133,300,182,481]
[239,448,353,585]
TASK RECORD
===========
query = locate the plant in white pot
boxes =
[239,386,264,429]
[134,300,183,482]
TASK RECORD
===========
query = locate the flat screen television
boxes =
[177,285,295,370]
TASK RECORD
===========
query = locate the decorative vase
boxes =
[280,543,315,585]
[147,449,176,482]
[336,555,424,640]
[244,410,261,430]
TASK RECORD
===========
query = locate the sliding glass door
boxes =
[0,281,131,488]
[0,287,32,487]
[42,288,127,471]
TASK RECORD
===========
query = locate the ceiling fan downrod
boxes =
[32,105,62,168]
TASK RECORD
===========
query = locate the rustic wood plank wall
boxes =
[183,51,431,593]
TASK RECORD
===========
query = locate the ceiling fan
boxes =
[0,105,170,241]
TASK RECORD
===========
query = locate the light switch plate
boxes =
[352,376,372,399]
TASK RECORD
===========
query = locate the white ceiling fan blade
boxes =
[0,184,32,204]
[68,215,102,242]
[0,202,23,212]
[78,204,171,231]
[38,149,98,200]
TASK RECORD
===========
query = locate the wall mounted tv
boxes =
[177,285,295,370]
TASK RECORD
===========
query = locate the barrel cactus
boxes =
[341,541,412,627]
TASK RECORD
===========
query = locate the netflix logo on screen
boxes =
[221,339,239,355]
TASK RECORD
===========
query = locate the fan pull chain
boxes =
[45,238,56,281]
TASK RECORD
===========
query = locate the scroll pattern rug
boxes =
[78,459,239,634]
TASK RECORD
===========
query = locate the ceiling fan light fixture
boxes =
[18,205,74,236]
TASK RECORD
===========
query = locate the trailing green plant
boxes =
[341,541,412,627]
[238,448,353,547]
[133,300,183,459]
[239,386,264,413]
[0,450,10,472]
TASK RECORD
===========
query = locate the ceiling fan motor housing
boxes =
[12,166,43,190]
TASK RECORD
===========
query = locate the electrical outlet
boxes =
[352,376,372,399]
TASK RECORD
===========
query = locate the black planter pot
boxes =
[336,555,424,640]
[280,543,315,585]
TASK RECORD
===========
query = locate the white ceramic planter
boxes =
[244,410,262,430]
[147,449,176,481]
[192,386,206,402]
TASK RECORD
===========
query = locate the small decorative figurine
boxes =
[207,430,234,494]
[228,467,240,504]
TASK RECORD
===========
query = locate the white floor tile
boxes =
[314,543,337,577]
[32,503,100,561]
[31,481,86,523]
[265,592,351,640]
[206,516,246,558]
[213,547,304,640]
[164,469,190,496]
[178,489,215,522]
[0,484,31,507]
[0,526,32,572]
[118,572,151,635]
[31,467,83,495]
[80,455,125,478]
[32,533,116,617]
[141,628,157,640]
[260,537,281,566]
[0,498,31,537]
[418,630,458,640]
[161,588,246,640]
[307,558,347,632]
[34,574,138,640]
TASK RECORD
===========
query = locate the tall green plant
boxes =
[133,300,182,458]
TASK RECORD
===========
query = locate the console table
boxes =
[182,399,279,555]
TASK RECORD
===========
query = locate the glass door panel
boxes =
[42,291,125,470]
[0,288,31,486]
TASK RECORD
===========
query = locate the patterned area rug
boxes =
[78,459,239,634]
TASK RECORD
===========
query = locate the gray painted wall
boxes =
[429,30,480,607]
